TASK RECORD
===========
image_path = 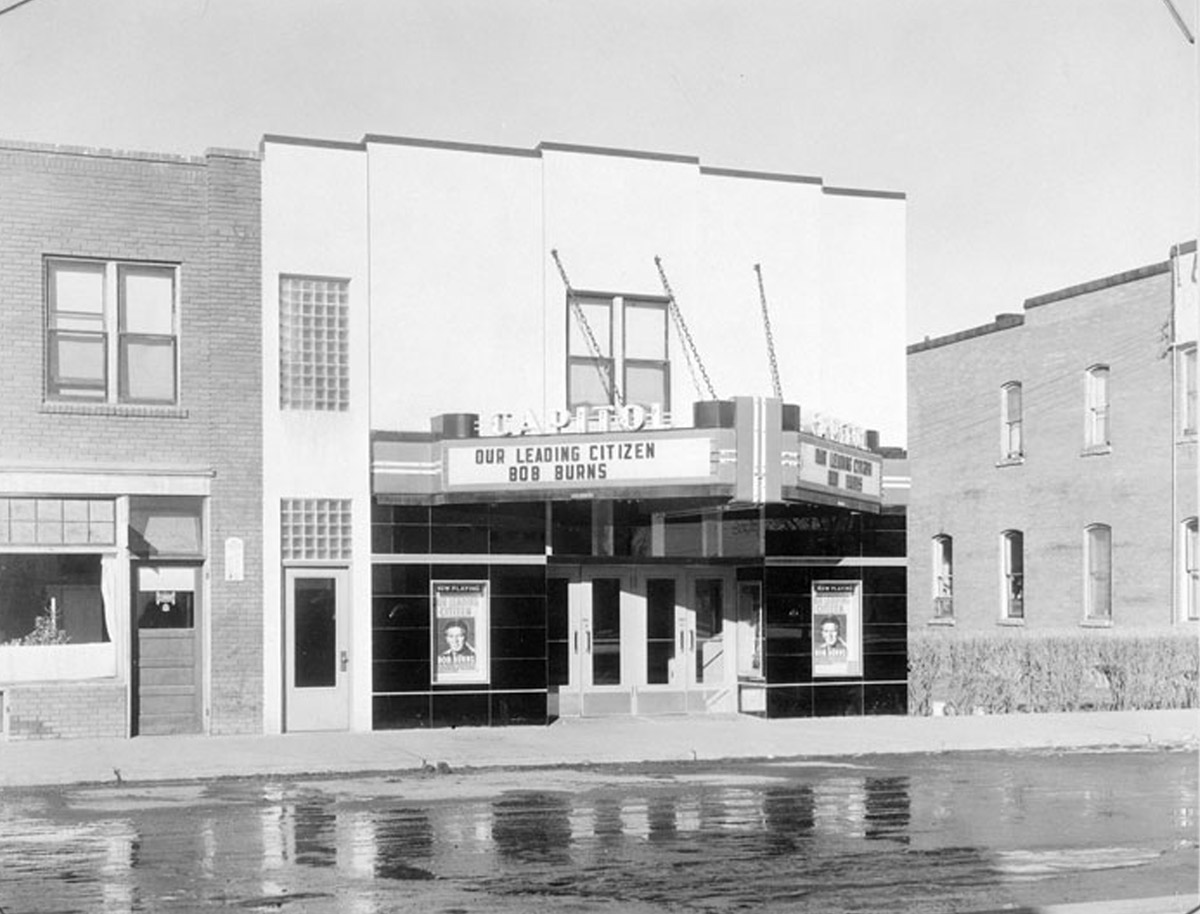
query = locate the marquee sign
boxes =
[445,435,714,491]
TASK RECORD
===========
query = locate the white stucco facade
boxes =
[260,133,907,733]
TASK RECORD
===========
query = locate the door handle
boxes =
[573,631,579,654]
[340,650,349,672]
[690,631,696,652]
[586,631,592,652]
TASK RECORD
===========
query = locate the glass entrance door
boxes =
[284,568,350,731]
[551,567,736,717]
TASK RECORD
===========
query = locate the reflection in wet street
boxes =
[1,748,1195,913]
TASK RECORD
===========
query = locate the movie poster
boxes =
[811,580,863,678]
[431,580,489,685]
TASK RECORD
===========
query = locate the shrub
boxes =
[907,631,1199,715]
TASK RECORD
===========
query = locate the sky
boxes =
[0,0,1195,344]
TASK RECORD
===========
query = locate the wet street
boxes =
[1,747,1195,913]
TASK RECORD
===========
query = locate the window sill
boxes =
[1080,619,1113,628]
[41,401,189,419]
[926,617,956,626]
[1178,432,1197,445]
[995,456,1025,468]
[1080,445,1111,457]
[996,618,1025,627]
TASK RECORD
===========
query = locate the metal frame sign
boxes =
[812,580,863,678]
[431,580,489,685]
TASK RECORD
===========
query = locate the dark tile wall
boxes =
[372,560,548,728]
[759,560,907,719]
[372,502,546,556]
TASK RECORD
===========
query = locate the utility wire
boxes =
[0,0,39,18]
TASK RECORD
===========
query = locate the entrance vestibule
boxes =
[549,565,736,717]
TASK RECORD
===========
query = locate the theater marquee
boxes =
[445,436,714,491]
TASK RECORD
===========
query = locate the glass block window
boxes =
[279,275,350,411]
[0,498,115,546]
[281,499,352,561]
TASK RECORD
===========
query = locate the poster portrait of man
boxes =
[431,580,489,684]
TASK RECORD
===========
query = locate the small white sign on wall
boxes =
[224,537,245,582]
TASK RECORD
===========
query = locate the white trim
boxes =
[0,466,213,496]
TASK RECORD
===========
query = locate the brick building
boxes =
[0,141,262,739]
[907,245,1198,634]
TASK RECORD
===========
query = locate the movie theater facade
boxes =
[261,134,908,732]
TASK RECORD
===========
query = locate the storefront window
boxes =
[0,554,111,645]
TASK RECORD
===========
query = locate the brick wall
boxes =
[3,682,126,740]
[908,265,1184,634]
[0,141,263,736]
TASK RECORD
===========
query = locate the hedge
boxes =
[908,631,1199,715]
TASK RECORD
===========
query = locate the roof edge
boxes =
[0,137,211,165]
[365,134,540,158]
[261,134,365,152]
[908,313,1025,355]
[1024,260,1171,310]
[698,165,823,185]
[538,141,699,165]
[823,185,907,201]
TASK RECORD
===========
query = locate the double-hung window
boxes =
[1182,345,1197,437]
[1084,365,1110,449]
[1000,382,1023,460]
[932,534,954,619]
[567,295,614,409]
[1001,529,1024,620]
[1084,524,1112,622]
[567,293,669,411]
[46,258,178,404]
[1184,518,1198,622]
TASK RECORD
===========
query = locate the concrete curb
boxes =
[1,709,1195,788]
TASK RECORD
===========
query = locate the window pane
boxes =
[294,578,337,688]
[591,578,621,686]
[50,262,104,317]
[1006,384,1022,414]
[624,362,668,409]
[568,299,611,357]
[51,332,106,393]
[569,359,614,408]
[625,302,667,360]
[646,577,675,685]
[1088,526,1112,620]
[129,496,203,557]
[0,554,107,645]
[121,337,176,402]
[121,267,175,334]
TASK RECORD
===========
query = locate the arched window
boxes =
[1084,524,1112,621]
[1185,518,1198,622]
[1085,365,1110,449]
[1001,382,1023,460]
[1001,530,1024,619]
[932,535,953,618]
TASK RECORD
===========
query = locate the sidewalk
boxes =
[1,708,1196,788]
